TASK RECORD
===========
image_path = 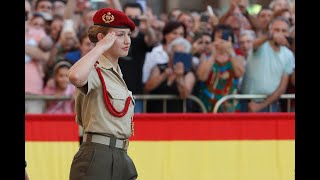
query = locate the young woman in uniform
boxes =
[68,8,137,180]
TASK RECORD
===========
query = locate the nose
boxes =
[124,34,131,45]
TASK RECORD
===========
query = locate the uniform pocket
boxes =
[107,89,129,110]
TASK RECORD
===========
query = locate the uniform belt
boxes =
[83,133,129,150]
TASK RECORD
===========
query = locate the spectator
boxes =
[65,32,95,64]
[168,8,182,21]
[238,29,256,59]
[196,24,245,112]
[269,0,291,12]
[25,0,33,22]
[34,0,53,15]
[25,13,54,114]
[43,60,75,114]
[143,21,186,85]
[144,37,196,112]
[48,14,64,44]
[119,2,157,113]
[52,0,66,17]
[237,29,256,97]
[256,8,273,37]
[47,24,80,82]
[240,17,295,112]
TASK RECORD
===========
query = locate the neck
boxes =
[269,41,280,51]
[102,52,119,67]
[162,44,167,52]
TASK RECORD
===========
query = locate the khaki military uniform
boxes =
[75,55,135,138]
[70,55,137,180]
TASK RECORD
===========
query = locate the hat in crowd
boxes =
[92,8,135,31]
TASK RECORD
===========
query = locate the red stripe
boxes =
[25,114,79,141]
[130,113,295,141]
[25,113,295,141]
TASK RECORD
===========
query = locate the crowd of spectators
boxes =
[25,0,295,114]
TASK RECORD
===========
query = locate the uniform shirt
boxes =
[241,41,295,95]
[75,55,135,139]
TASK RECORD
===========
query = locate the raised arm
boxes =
[68,32,116,87]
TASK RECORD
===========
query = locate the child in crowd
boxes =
[43,60,75,114]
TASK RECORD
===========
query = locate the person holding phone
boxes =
[144,37,196,112]
[68,8,137,180]
[196,24,245,112]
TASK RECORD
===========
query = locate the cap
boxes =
[93,8,135,31]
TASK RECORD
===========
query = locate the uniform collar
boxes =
[96,55,123,78]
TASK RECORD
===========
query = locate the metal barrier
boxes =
[25,94,207,113]
[212,94,295,113]
[133,94,207,113]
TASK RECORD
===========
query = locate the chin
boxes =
[120,52,129,57]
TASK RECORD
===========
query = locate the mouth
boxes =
[122,47,129,51]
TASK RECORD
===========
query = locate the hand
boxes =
[174,62,184,77]
[96,32,117,52]
[229,0,238,11]
[163,67,173,77]
[214,38,233,54]
[248,101,264,112]
[272,32,290,47]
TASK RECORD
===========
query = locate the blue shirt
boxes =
[65,50,81,64]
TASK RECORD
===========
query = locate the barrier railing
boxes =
[25,94,208,113]
[213,94,295,113]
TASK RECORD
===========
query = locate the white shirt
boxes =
[142,44,169,83]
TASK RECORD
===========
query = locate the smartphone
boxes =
[200,15,210,22]
[173,52,193,72]
[221,30,231,41]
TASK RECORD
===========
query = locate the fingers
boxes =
[105,32,116,41]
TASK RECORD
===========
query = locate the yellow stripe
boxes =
[129,140,295,180]
[26,140,294,180]
[25,142,79,180]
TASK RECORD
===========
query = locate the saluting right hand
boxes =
[96,32,117,52]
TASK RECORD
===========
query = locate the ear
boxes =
[97,33,105,41]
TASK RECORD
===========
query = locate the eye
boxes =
[117,33,124,37]
[128,32,132,36]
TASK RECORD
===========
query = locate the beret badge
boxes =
[102,12,115,24]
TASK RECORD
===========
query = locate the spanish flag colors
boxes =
[26,113,294,180]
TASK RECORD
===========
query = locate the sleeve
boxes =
[283,50,295,75]
[77,67,99,95]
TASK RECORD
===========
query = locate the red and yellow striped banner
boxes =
[26,113,295,180]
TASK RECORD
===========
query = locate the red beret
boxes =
[93,8,135,31]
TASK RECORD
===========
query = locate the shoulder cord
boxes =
[95,65,131,117]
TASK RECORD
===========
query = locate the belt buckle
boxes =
[123,139,129,150]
